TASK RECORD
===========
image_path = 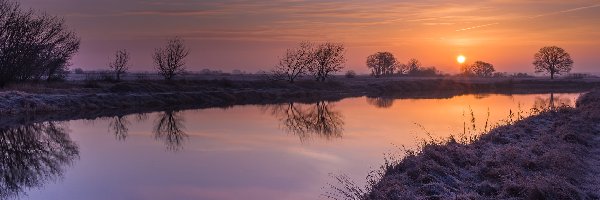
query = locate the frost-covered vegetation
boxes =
[325,90,600,199]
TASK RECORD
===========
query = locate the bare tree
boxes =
[273,42,314,82]
[404,58,422,76]
[309,42,346,82]
[153,37,190,81]
[109,49,129,81]
[533,46,573,79]
[366,52,397,77]
[0,0,80,86]
[470,61,495,77]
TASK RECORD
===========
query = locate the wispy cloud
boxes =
[454,3,600,32]
[455,23,500,32]
[18,0,600,73]
[530,3,600,18]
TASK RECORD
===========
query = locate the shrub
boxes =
[74,68,85,74]
[345,70,357,78]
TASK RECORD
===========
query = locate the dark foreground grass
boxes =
[326,90,600,200]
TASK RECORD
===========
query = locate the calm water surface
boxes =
[8,93,581,200]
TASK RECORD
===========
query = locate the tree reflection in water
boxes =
[366,97,394,108]
[265,101,344,142]
[109,115,130,141]
[0,122,79,199]
[533,93,573,112]
[154,111,187,151]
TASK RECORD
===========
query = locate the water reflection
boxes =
[366,97,394,108]
[533,93,572,111]
[265,101,344,142]
[109,115,129,141]
[154,111,187,151]
[0,122,79,199]
[17,93,584,200]
[107,111,188,151]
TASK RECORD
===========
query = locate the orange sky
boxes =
[19,0,600,74]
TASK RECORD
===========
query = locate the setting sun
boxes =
[457,55,466,64]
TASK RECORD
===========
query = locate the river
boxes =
[2,92,582,200]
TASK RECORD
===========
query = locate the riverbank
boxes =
[1,77,599,119]
[358,90,600,199]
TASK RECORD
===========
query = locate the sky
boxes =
[18,0,600,74]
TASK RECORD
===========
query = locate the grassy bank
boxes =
[1,77,599,118]
[333,90,600,199]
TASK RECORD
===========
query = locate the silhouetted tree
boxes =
[109,49,129,81]
[533,46,573,79]
[154,111,187,151]
[411,66,440,77]
[460,63,473,76]
[153,37,190,81]
[345,70,356,78]
[404,58,422,75]
[265,101,343,142]
[273,42,314,82]
[470,61,495,77]
[0,122,79,199]
[366,52,397,77]
[400,58,440,77]
[0,0,80,86]
[309,42,346,82]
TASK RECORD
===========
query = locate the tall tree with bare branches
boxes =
[109,49,129,81]
[273,42,314,82]
[153,37,190,81]
[309,42,346,82]
[533,46,573,79]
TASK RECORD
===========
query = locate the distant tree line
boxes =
[365,52,441,77]
[0,0,579,86]
[460,61,496,77]
[272,42,346,82]
[0,0,80,87]
[361,45,574,79]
